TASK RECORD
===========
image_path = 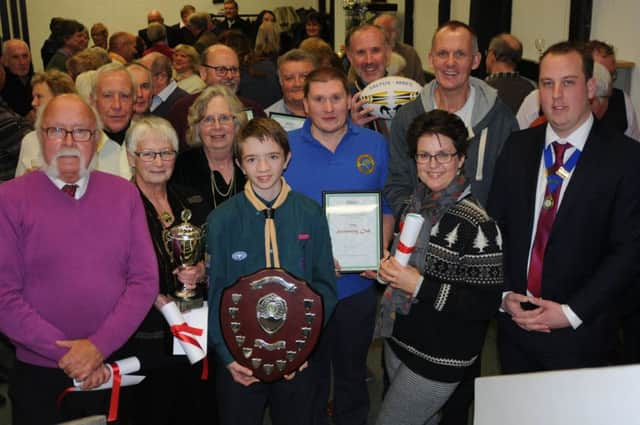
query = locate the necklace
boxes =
[211,169,236,208]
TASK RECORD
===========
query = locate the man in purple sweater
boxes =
[0,94,158,424]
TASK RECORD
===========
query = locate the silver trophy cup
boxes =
[162,209,205,311]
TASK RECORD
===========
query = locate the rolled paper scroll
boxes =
[377,213,425,285]
[69,357,145,422]
[72,356,144,390]
[160,301,207,364]
[394,213,425,266]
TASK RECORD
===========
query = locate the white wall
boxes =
[590,0,640,117]
[412,0,439,71]
[26,0,317,70]
[412,0,470,73]
[450,0,470,24]
[512,0,570,62]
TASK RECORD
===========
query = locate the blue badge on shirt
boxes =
[356,154,375,174]
[232,251,247,261]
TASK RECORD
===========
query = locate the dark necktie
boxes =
[62,184,78,198]
[527,141,571,297]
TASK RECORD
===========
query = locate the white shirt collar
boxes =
[151,79,178,111]
[544,114,594,151]
[46,172,91,200]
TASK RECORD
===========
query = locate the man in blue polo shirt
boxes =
[285,66,394,425]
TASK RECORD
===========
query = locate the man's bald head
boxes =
[199,44,240,92]
[487,33,523,70]
[147,10,164,25]
[373,14,398,48]
[108,32,137,63]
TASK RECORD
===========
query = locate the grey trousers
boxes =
[375,342,459,425]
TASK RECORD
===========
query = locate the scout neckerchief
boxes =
[244,177,291,268]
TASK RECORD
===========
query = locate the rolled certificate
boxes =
[160,301,206,364]
[394,213,425,266]
[67,357,144,422]
[72,356,145,390]
[377,213,425,285]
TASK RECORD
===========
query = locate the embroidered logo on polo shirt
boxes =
[232,251,248,261]
[356,154,375,174]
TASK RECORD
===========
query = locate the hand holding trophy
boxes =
[163,209,206,311]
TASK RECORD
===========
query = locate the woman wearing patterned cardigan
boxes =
[375,110,503,425]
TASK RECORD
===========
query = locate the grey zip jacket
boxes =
[384,76,518,214]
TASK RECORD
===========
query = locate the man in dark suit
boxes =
[214,0,250,36]
[171,4,196,46]
[488,41,640,374]
[138,10,179,48]
[139,52,188,120]
[188,12,218,55]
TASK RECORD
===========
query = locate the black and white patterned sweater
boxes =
[389,195,503,383]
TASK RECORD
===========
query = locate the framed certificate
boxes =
[322,191,382,273]
[269,112,306,132]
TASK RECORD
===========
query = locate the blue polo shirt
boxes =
[285,118,392,299]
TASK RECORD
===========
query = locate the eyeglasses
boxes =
[201,64,240,77]
[41,127,95,142]
[415,152,458,164]
[200,114,235,127]
[134,150,177,162]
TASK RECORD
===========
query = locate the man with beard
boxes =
[0,93,158,424]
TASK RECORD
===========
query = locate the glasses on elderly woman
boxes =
[415,151,458,164]
[134,150,177,162]
[200,114,235,127]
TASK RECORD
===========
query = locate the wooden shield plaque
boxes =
[220,268,324,382]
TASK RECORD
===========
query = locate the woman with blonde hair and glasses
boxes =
[171,85,246,212]
[173,44,206,94]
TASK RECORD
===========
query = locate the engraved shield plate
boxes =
[256,293,287,334]
[220,268,324,382]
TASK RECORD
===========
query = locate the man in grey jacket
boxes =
[383,20,517,425]
[384,20,517,213]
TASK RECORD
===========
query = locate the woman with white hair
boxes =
[121,115,210,424]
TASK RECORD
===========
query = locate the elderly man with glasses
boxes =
[0,93,158,424]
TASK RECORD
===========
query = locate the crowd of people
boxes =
[1,1,640,424]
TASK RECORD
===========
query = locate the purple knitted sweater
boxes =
[0,171,158,367]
